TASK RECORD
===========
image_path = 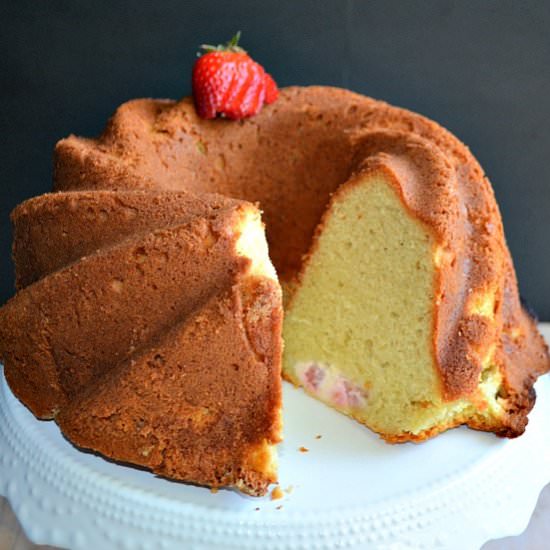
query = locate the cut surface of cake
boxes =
[283,159,548,441]
[0,86,548,495]
[284,172,441,439]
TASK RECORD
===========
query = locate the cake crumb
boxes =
[285,485,294,494]
[255,507,260,511]
[210,487,219,494]
[299,446,309,453]
[271,486,284,500]
[276,505,283,510]
[315,434,322,439]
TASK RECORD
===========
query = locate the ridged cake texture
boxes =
[1,189,283,495]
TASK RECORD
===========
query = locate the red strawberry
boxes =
[264,73,279,104]
[192,32,278,120]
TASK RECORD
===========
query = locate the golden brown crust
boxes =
[1,189,283,495]
[57,283,282,495]
[11,189,242,289]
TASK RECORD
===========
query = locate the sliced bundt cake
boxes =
[0,86,548,497]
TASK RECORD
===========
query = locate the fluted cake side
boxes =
[1,189,283,495]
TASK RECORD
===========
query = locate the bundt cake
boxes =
[0,86,548,493]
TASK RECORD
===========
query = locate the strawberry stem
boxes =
[227,31,241,49]
[199,31,245,54]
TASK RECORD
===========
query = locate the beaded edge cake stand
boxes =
[1,325,550,550]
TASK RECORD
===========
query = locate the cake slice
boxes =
[0,191,282,494]
[283,132,549,442]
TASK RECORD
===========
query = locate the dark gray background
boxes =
[1,1,549,318]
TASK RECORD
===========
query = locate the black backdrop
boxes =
[2,1,549,318]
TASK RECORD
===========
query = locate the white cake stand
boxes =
[1,326,550,550]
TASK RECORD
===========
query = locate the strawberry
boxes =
[192,32,278,120]
[263,73,279,105]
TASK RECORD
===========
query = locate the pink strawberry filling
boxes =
[331,379,366,409]
[297,362,367,410]
[303,363,325,391]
